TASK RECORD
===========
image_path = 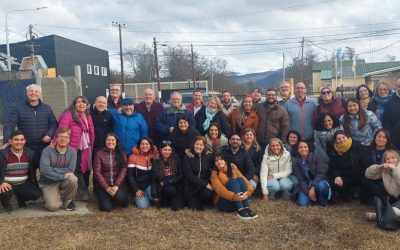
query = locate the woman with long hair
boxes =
[311,87,344,124]
[93,133,128,211]
[183,136,214,210]
[204,123,228,153]
[228,95,259,135]
[151,141,184,211]
[168,117,200,158]
[127,137,157,209]
[260,138,293,201]
[340,98,381,146]
[195,96,231,137]
[284,130,302,156]
[367,82,392,122]
[292,140,331,207]
[241,128,263,189]
[326,130,363,202]
[210,153,257,219]
[355,84,374,110]
[314,112,342,163]
[55,96,94,201]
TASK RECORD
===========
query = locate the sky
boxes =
[2,0,400,74]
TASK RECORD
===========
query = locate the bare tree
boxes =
[345,46,356,60]
[386,54,396,62]
[124,44,156,83]
[286,49,319,89]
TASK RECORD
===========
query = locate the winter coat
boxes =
[107,95,122,109]
[3,100,58,150]
[367,95,391,122]
[339,110,382,146]
[186,101,205,116]
[205,134,228,153]
[93,148,127,191]
[56,110,95,172]
[260,144,292,195]
[228,108,259,135]
[127,146,157,192]
[135,101,164,142]
[256,101,290,144]
[210,166,253,205]
[109,109,148,155]
[326,142,364,182]
[311,97,345,125]
[365,162,400,198]
[151,156,183,199]
[155,106,196,140]
[277,93,294,106]
[313,126,342,163]
[168,127,200,158]
[244,144,263,177]
[183,150,213,196]
[292,152,328,196]
[284,97,317,140]
[0,146,36,184]
[383,93,400,148]
[220,145,255,180]
[221,102,236,116]
[90,106,113,153]
[194,106,231,137]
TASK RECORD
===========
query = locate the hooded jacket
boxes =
[127,146,157,192]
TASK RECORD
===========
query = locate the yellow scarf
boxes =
[334,137,353,154]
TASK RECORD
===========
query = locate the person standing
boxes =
[284,82,317,150]
[186,89,205,116]
[367,82,392,122]
[107,84,123,109]
[135,88,163,144]
[355,84,373,110]
[383,79,400,149]
[228,95,259,135]
[39,128,78,211]
[0,131,41,214]
[251,88,263,104]
[3,84,58,170]
[277,81,294,105]
[91,96,113,158]
[195,96,230,137]
[56,96,94,201]
[256,89,290,149]
[221,90,236,116]
[311,86,344,124]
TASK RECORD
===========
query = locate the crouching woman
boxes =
[93,133,129,212]
[292,140,331,207]
[210,153,257,219]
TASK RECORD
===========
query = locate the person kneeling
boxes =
[0,131,41,214]
[210,153,257,219]
[93,133,129,212]
[39,128,78,211]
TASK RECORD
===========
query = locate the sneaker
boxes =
[237,209,251,220]
[66,201,76,211]
[3,205,13,215]
[245,208,258,219]
[366,212,376,221]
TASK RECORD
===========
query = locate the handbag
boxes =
[374,196,400,231]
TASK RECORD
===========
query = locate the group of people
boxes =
[1,79,400,223]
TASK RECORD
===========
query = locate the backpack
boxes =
[374,196,400,231]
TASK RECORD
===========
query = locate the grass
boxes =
[1,197,399,250]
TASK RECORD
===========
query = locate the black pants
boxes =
[0,180,41,208]
[75,150,91,200]
[360,177,387,204]
[331,175,361,202]
[187,188,213,211]
[160,184,184,211]
[95,182,129,212]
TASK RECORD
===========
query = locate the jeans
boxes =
[249,179,257,191]
[134,185,152,209]
[297,180,330,207]
[217,177,249,212]
[267,176,294,199]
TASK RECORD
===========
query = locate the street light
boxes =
[5,6,47,71]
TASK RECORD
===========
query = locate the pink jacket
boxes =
[55,110,95,173]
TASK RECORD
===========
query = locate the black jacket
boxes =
[168,127,200,158]
[194,107,231,137]
[182,151,213,196]
[3,100,58,150]
[151,156,183,199]
[0,146,36,184]
[383,93,400,148]
[90,106,113,152]
[221,145,255,180]
[245,144,263,177]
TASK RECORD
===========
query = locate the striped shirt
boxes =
[4,150,29,185]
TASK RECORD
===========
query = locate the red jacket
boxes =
[93,148,127,190]
[312,97,344,124]
[135,101,163,140]
[186,101,205,115]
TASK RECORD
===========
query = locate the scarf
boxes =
[78,114,92,173]
[359,97,370,109]
[203,107,217,131]
[374,95,391,120]
[334,137,353,154]
[211,138,220,150]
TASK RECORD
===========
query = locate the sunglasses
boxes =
[321,91,332,95]
[161,140,172,146]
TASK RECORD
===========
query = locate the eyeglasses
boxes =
[321,91,332,95]
[110,89,120,91]
[161,141,172,146]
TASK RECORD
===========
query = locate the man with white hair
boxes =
[277,80,294,105]
[90,96,113,157]
[3,84,58,170]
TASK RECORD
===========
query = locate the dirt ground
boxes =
[1,198,399,250]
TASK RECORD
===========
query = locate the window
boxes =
[87,64,92,74]
[94,65,99,75]
[101,67,108,76]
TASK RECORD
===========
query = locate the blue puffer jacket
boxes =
[3,100,58,150]
[109,109,148,155]
[154,106,196,139]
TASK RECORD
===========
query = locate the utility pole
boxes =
[300,37,305,82]
[283,53,286,81]
[191,44,196,87]
[27,24,39,77]
[112,21,125,97]
[153,37,161,101]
